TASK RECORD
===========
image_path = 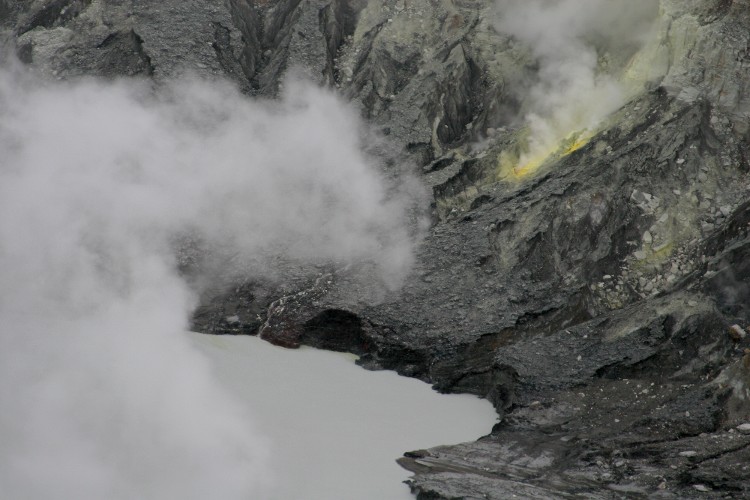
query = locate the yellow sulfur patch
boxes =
[563,131,593,155]
[512,149,554,178]
[502,130,593,180]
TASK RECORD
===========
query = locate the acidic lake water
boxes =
[189,333,498,500]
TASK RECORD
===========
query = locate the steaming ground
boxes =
[493,0,658,169]
[0,66,422,499]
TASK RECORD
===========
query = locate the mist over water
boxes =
[190,333,497,500]
[0,65,423,499]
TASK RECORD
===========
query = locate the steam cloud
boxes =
[0,65,422,499]
[493,0,658,167]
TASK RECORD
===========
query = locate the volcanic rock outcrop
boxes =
[4,0,750,498]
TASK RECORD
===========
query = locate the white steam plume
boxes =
[0,65,422,499]
[493,0,658,170]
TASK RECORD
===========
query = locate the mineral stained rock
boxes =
[4,0,750,498]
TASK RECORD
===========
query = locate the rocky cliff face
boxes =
[4,0,750,498]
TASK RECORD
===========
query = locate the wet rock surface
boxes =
[4,0,750,498]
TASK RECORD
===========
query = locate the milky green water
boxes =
[189,333,498,500]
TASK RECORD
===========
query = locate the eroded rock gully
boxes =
[4,0,750,498]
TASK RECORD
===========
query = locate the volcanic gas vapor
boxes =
[493,0,659,176]
[0,65,423,500]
